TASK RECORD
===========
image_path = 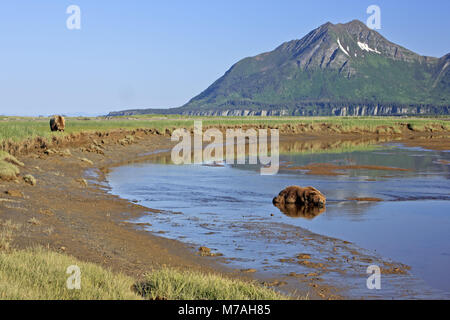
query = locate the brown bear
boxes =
[273,186,326,208]
[50,115,65,132]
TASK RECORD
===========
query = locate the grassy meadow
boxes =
[0,115,449,144]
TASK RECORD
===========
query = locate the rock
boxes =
[44,149,57,155]
[198,246,211,255]
[39,209,54,216]
[241,268,257,273]
[5,190,24,198]
[135,222,152,227]
[279,258,295,263]
[45,149,71,157]
[76,178,88,187]
[87,144,104,154]
[27,217,41,225]
[60,149,72,157]
[118,135,135,146]
[23,174,36,186]
[198,246,222,257]
[298,260,325,269]
[79,158,94,165]
[264,280,287,287]
[288,272,304,278]
[306,272,320,277]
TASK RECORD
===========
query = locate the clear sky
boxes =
[0,0,449,116]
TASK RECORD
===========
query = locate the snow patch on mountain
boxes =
[357,42,381,54]
[337,38,350,57]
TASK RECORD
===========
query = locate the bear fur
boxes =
[50,115,65,132]
[273,186,326,208]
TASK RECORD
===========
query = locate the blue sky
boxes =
[0,0,449,116]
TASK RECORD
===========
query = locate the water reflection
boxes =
[146,136,401,165]
[273,202,326,219]
[278,135,396,155]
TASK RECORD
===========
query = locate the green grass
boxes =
[135,268,287,300]
[0,117,191,142]
[0,220,21,252]
[0,246,141,300]
[0,221,288,300]
[0,151,23,181]
[0,246,288,300]
[0,150,24,166]
[0,160,20,180]
[0,116,448,144]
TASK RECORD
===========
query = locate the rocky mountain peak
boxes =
[109,20,449,117]
[161,20,450,115]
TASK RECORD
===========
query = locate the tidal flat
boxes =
[108,136,450,299]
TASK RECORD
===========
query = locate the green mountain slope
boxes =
[178,20,449,116]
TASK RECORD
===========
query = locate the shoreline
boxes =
[1,127,449,299]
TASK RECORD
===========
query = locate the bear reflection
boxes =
[273,202,325,219]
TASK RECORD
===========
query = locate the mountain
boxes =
[107,108,169,117]
[109,20,450,117]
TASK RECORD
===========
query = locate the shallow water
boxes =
[107,139,450,299]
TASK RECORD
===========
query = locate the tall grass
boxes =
[0,116,448,144]
[0,118,193,142]
[0,161,19,180]
[0,220,288,300]
[0,247,289,300]
[135,268,288,300]
[0,246,142,300]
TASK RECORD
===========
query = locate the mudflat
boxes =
[0,125,449,299]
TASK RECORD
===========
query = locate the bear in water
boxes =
[273,186,326,208]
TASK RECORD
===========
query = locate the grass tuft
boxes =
[134,268,288,300]
[0,160,20,181]
[0,220,21,252]
[0,247,142,300]
[0,151,24,167]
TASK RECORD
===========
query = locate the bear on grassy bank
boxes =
[50,115,65,132]
[273,186,326,208]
